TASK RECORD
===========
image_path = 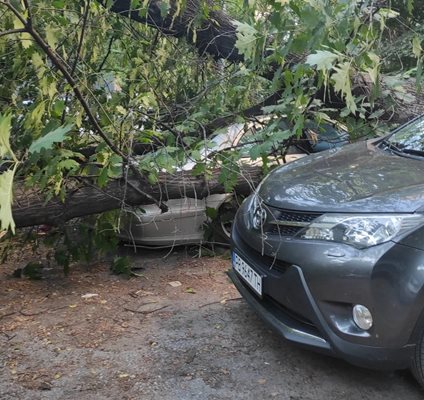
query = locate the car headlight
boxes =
[247,192,267,230]
[299,213,424,249]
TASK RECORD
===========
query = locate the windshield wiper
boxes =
[401,148,424,157]
[380,139,424,159]
[380,139,403,153]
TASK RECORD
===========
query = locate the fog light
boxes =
[352,304,373,330]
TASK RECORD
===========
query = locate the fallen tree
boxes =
[12,165,263,228]
[1,0,424,237]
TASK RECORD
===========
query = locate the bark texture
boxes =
[108,0,242,61]
[12,165,263,228]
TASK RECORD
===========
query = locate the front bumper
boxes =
[229,268,414,370]
[230,216,418,370]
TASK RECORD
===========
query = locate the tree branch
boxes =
[97,33,115,72]
[1,0,168,212]
[0,28,26,38]
[61,0,91,124]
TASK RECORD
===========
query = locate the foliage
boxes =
[28,124,74,154]
[0,114,18,233]
[110,255,132,276]
[0,0,422,271]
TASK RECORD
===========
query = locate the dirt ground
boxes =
[1,246,423,400]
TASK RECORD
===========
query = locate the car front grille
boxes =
[239,234,292,273]
[266,208,322,236]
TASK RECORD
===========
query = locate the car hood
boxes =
[259,140,424,213]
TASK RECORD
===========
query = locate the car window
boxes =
[236,125,264,156]
[387,116,424,152]
[208,123,245,152]
[236,119,297,157]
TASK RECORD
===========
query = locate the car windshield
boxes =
[385,116,424,156]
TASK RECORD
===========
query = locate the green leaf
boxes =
[28,101,46,127]
[406,0,414,14]
[234,22,258,61]
[57,159,80,171]
[377,8,399,19]
[53,0,65,7]
[413,36,422,59]
[306,50,339,71]
[97,166,109,188]
[205,206,218,219]
[52,100,65,117]
[46,25,59,49]
[332,62,357,114]
[365,52,380,85]
[0,114,12,158]
[0,169,16,233]
[111,256,132,276]
[218,165,239,192]
[159,1,169,17]
[31,52,45,79]
[13,18,32,49]
[29,124,73,153]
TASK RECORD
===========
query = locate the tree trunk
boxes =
[107,0,242,62]
[12,165,263,228]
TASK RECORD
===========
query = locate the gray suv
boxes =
[229,116,424,386]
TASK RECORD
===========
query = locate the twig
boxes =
[49,305,71,312]
[97,34,115,72]
[126,180,159,205]
[199,297,242,308]
[19,309,47,316]
[0,28,26,38]
[22,0,32,26]
[1,332,16,341]
[0,311,16,320]
[71,0,90,76]
[61,0,91,124]
[123,304,169,314]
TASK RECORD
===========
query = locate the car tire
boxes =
[411,330,424,387]
[210,205,237,245]
[217,214,233,241]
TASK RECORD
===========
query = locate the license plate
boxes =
[232,252,262,296]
